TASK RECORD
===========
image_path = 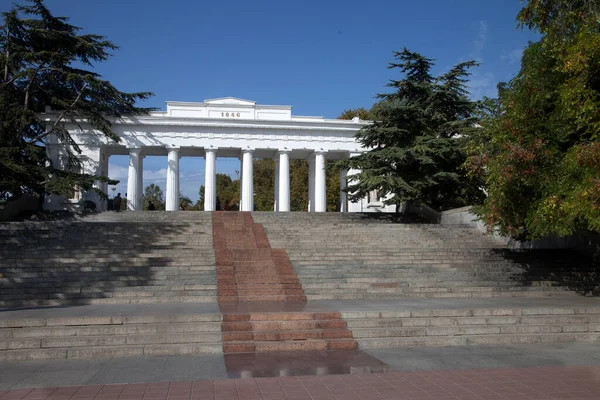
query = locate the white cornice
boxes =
[42,114,370,131]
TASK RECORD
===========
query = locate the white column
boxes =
[126,148,142,211]
[278,150,290,212]
[136,155,144,211]
[314,152,327,212]
[348,152,363,213]
[241,149,254,211]
[165,147,180,211]
[339,169,348,213]
[274,157,280,212]
[238,156,244,211]
[308,157,315,212]
[204,148,217,211]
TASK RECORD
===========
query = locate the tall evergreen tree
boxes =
[336,49,485,212]
[0,0,152,203]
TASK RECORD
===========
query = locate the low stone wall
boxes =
[0,195,40,222]
[439,206,600,257]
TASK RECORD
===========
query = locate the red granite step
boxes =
[212,212,356,354]
[220,310,358,354]
[212,212,306,304]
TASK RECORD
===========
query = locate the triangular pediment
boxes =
[204,97,256,106]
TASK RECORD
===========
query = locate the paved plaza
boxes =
[2,343,600,397]
[1,363,600,399]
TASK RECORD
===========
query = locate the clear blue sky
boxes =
[4,0,538,201]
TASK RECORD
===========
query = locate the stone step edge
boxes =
[355,333,600,348]
[0,343,224,361]
[222,328,353,341]
[349,323,600,335]
[222,312,341,322]
[0,321,223,336]
[1,331,224,348]
[221,318,346,330]
[0,314,223,328]
[0,297,220,308]
[222,338,358,353]
[340,308,600,319]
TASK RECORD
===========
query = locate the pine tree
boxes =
[336,49,485,212]
[0,0,152,203]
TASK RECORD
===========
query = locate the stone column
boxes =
[308,157,315,212]
[348,152,362,213]
[274,157,280,212]
[136,155,144,211]
[165,147,180,211]
[204,148,217,211]
[314,152,327,212]
[126,148,142,211]
[278,150,291,212]
[241,149,254,211]
[339,168,348,213]
[239,156,244,211]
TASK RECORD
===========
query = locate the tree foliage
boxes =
[0,0,152,202]
[466,0,600,239]
[337,107,374,121]
[336,49,485,212]
[179,194,194,210]
[143,184,163,210]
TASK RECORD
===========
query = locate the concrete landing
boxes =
[2,343,600,390]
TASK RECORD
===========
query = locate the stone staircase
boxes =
[1,211,599,361]
[0,212,217,308]
[221,310,357,353]
[340,301,600,348]
[212,212,306,303]
[253,213,598,300]
[212,212,358,353]
[0,305,223,361]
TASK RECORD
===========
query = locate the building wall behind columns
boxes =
[43,143,104,212]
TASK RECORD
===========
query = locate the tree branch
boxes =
[28,82,88,144]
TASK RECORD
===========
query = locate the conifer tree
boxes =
[0,0,152,202]
[336,49,484,212]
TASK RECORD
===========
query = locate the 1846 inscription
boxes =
[221,112,241,118]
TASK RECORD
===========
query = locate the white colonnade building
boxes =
[44,97,394,212]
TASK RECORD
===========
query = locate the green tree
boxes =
[254,159,274,211]
[143,184,163,210]
[337,107,373,121]
[289,160,308,211]
[198,173,240,211]
[0,0,152,203]
[336,49,485,212]
[179,194,193,210]
[466,0,600,239]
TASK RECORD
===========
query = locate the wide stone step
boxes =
[0,343,223,361]
[356,333,600,348]
[351,324,600,338]
[223,339,358,353]
[305,291,580,300]
[345,314,600,328]
[1,331,223,349]
[222,329,353,342]
[3,322,221,339]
